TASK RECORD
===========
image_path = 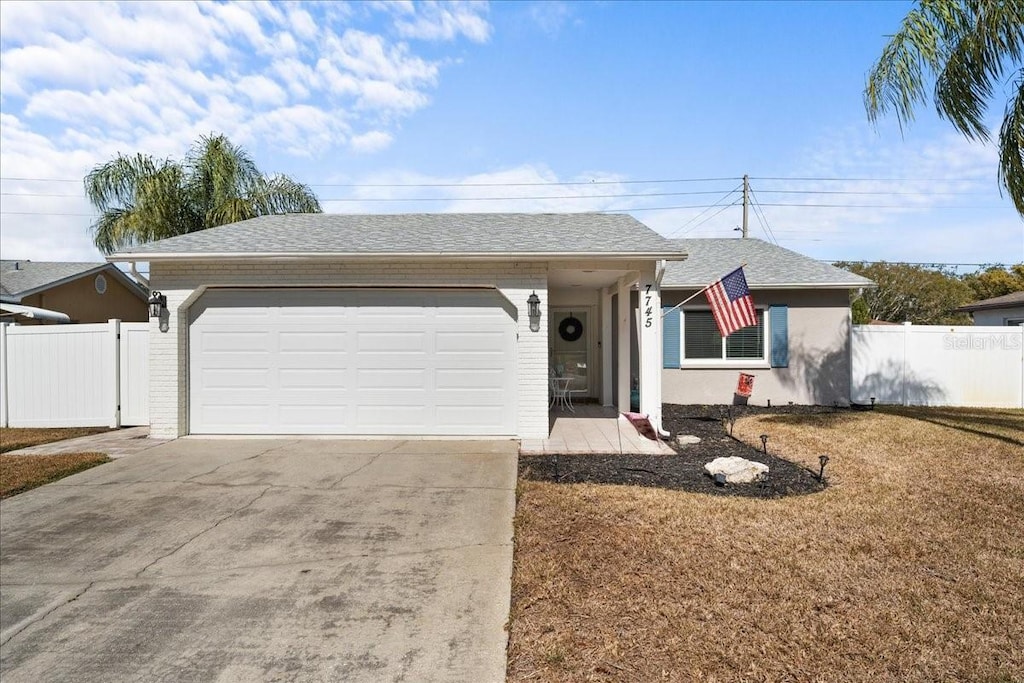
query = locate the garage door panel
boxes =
[355,405,428,428]
[357,368,428,389]
[278,331,347,352]
[435,406,509,430]
[278,405,350,428]
[196,331,270,353]
[201,368,271,389]
[435,368,505,390]
[278,369,349,389]
[190,289,516,435]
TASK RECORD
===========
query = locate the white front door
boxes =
[188,288,517,435]
[549,307,591,396]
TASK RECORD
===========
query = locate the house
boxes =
[108,213,687,440]
[0,260,148,324]
[955,291,1024,326]
[657,238,873,406]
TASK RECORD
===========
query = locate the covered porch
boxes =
[520,404,675,455]
[530,259,672,454]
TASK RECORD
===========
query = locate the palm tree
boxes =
[865,0,1024,214]
[85,134,322,254]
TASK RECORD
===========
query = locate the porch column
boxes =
[616,276,633,412]
[638,264,663,433]
[601,285,613,406]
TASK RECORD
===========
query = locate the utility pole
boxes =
[741,173,749,239]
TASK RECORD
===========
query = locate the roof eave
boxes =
[108,250,689,263]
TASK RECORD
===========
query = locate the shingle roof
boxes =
[110,213,686,259]
[1,260,110,300]
[661,238,874,289]
[956,290,1024,312]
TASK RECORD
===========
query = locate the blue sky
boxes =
[1,0,1021,269]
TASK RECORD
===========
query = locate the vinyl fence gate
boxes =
[0,320,150,428]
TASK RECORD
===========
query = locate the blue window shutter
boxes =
[663,307,681,368]
[770,305,789,368]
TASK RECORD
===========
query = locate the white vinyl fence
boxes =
[851,324,1024,408]
[0,320,149,428]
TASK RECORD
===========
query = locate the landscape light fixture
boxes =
[760,434,769,454]
[870,397,876,409]
[527,291,541,332]
[818,455,830,482]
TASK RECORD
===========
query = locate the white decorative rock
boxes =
[704,456,769,484]
[676,434,701,445]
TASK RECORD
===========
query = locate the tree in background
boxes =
[838,261,976,324]
[85,134,322,254]
[865,0,1024,214]
[961,263,1024,299]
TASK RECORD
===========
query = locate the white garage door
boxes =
[189,288,517,435]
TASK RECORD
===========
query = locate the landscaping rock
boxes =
[676,434,701,445]
[704,456,769,484]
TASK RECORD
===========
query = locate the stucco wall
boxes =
[19,272,146,324]
[972,307,1024,326]
[148,260,549,439]
[661,288,853,406]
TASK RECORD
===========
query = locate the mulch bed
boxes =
[519,403,831,498]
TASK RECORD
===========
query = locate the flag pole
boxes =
[661,263,747,318]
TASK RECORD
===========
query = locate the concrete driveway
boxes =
[0,438,517,682]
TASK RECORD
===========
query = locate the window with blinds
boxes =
[682,310,764,361]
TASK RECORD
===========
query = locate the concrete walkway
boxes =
[0,438,516,682]
[520,404,675,455]
[3,426,169,459]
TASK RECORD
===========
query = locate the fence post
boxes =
[109,319,121,429]
[901,322,912,407]
[0,323,8,428]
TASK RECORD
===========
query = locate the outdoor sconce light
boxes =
[760,434,769,454]
[148,291,169,333]
[818,455,830,482]
[148,291,166,318]
[527,291,541,332]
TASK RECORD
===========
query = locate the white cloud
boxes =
[391,1,491,43]
[528,1,575,36]
[350,130,394,153]
[0,1,491,262]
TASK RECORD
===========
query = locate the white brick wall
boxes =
[148,260,549,439]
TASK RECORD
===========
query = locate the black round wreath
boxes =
[558,314,584,342]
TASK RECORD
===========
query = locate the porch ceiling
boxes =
[548,268,630,289]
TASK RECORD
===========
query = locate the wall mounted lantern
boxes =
[527,291,541,332]
[148,291,169,333]
[147,291,167,318]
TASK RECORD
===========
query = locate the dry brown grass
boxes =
[0,453,110,498]
[508,407,1024,682]
[0,427,110,453]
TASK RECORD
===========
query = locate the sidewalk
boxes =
[4,427,169,459]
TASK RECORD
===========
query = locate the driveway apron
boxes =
[0,438,517,682]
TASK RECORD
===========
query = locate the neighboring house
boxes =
[108,213,687,440]
[0,260,148,325]
[955,291,1024,326]
[657,238,874,407]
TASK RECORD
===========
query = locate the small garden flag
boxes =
[706,266,757,337]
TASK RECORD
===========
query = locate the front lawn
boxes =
[0,427,111,453]
[0,453,111,498]
[508,406,1024,681]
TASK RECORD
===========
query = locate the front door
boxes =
[550,308,590,396]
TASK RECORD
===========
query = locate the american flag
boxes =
[705,267,757,337]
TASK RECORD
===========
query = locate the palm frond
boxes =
[998,71,1024,214]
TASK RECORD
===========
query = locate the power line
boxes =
[0,175,742,187]
[667,185,743,237]
[672,199,742,237]
[0,188,744,202]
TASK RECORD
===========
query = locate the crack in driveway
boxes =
[0,582,94,647]
[133,485,272,578]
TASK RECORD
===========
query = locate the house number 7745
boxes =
[643,284,654,328]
